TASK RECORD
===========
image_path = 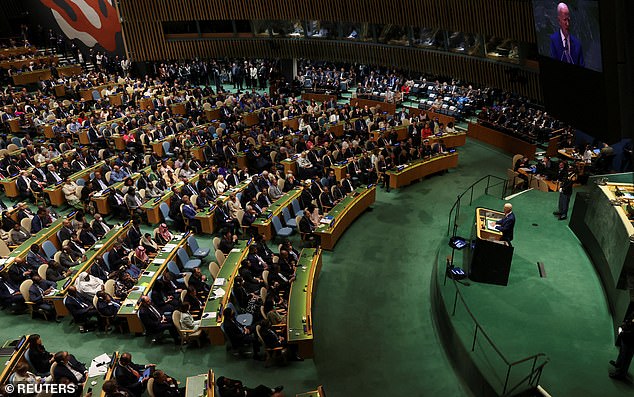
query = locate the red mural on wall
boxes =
[38,0,121,52]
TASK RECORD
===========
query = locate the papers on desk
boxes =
[123,298,137,307]
[152,258,166,265]
[87,353,111,377]
[202,312,217,320]
[162,244,177,252]
[487,220,499,231]
[93,244,104,250]
[213,278,226,286]
[212,288,225,299]
[45,289,59,297]
[230,248,241,253]
[142,271,156,278]
[320,218,332,225]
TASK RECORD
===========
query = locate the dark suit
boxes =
[549,31,584,67]
[114,362,146,397]
[30,215,46,233]
[96,299,120,317]
[138,304,180,342]
[495,212,516,245]
[53,356,87,384]
[64,294,98,323]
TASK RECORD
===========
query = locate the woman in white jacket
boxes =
[179,302,200,331]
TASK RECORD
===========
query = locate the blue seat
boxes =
[159,202,174,224]
[41,241,57,261]
[187,236,210,259]
[282,207,297,228]
[166,260,186,284]
[271,216,293,239]
[226,302,253,327]
[291,199,302,217]
[76,178,85,186]
[177,247,201,270]
[103,252,111,270]
[321,177,329,187]
[91,90,101,101]
[11,137,22,147]
[162,141,174,157]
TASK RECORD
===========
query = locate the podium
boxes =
[469,207,514,286]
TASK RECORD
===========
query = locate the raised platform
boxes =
[433,190,627,397]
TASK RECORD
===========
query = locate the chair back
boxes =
[42,240,57,260]
[92,295,99,309]
[212,237,221,250]
[159,202,170,220]
[20,217,31,233]
[38,264,48,280]
[255,324,265,346]
[260,305,267,320]
[49,362,58,381]
[214,249,225,267]
[270,151,277,164]
[281,207,292,223]
[167,260,181,276]
[236,209,245,226]
[291,199,301,217]
[103,252,111,269]
[183,273,191,288]
[162,141,171,155]
[295,216,303,234]
[75,185,84,197]
[20,279,33,302]
[512,154,523,169]
[262,270,269,287]
[277,178,285,191]
[260,286,267,302]
[176,248,190,266]
[147,378,156,397]
[105,171,112,183]
[0,240,10,257]
[104,279,115,296]
[172,310,183,331]
[187,236,200,252]
[209,262,220,279]
[271,216,283,232]
[53,251,62,265]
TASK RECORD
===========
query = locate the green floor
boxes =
[0,137,626,396]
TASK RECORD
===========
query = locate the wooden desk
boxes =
[204,108,221,122]
[92,166,153,215]
[243,112,259,127]
[296,386,325,397]
[386,152,458,189]
[517,168,559,192]
[314,186,376,250]
[151,135,175,157]
[287,248,322,358]
[301,93,337,103]
[252,188,302,240]
[81,352,119,397]
[185,370,214,397]
[50,224,130,317]
[430,132,467,148]
[195,179,250,234]
[281,158,297,176]
[470,207,514,286]
[142,169,207,224]
[328,122,344,137]
[406,107,456,129]
[171,102,186,116]
[44,161,106,207]
[468,122,536,160]
[0,336,30,385]
[282,118,299,130]
[0,55,58,69]
[191,144,205,162]
[12,65,82,85]
[117,233,190,333]
[349,98,396,114]
[0,211,77,275]
[200,240,252,345]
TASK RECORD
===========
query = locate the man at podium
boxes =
[495,203,515,246]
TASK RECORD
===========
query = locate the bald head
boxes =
[504,203,513,214]
[557,2,570,36]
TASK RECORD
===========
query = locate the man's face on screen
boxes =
[558,4,570,36]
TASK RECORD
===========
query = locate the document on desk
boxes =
[163,244,177,251]
[213,288,226,298]
[152,258,166,265]
[486,220,498,231]
[87,353,110,377]
[213,278,226,286]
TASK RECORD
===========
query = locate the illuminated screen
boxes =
[532,0,602,72]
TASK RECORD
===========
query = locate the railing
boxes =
[442,175,549,396]
[447,276,549,396]
[446,174,507,236]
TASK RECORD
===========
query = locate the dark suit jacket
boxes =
[96,299,120,317]
[138,305,163,332]
[549,31,584,66]
[30,215,45,233]
[53,356,87,384]
[495,212,516,242]
[64,294,94,319]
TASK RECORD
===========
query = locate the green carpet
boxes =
[0,137,624,397]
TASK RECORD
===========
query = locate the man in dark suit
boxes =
[58,220,74,243]
[222,307,261,359]
[495,203,516,246]
[64,286,99,330]
[26,244,50,271]
[137,296,180,344]
[16,171,34,201]
[52,351,87,386]
[45,164,64,185]
[114,352,152,397]
[30,208,49,234]
[28,275,56,318]
[151,370,183,397]
[0,275,24,309]
[549,2,584,66]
